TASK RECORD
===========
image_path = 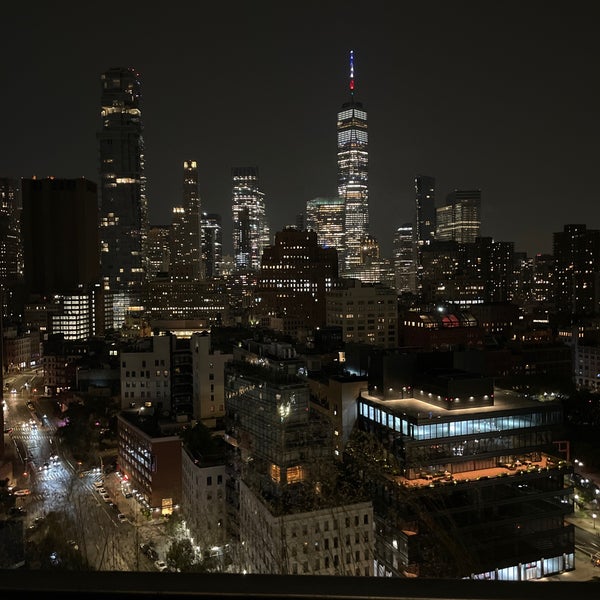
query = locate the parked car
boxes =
[140,544,158,561]
[154,560,168,572]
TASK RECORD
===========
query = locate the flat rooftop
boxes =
[360,388,560,421]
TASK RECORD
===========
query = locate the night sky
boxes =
[2,2,598,259]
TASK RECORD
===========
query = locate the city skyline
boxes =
[1,2,598,259]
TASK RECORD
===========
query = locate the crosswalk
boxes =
[35,466,68,483]
[23,492,45,503]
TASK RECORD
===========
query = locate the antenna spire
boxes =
[349,50,355,96]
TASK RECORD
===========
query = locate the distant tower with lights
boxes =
[337,50,369,273]
[201,212,223,279]
[393,223,417,294]
[436,189,481,244]
[305,196,345,262]
[97,67,148,328]
[0,177,23,320]
[170,160,204,281]
[231,167,269,271]
[415,175,436,249]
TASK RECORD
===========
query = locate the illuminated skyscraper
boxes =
[436,189,481,244]
[0,177,22,318]
[231,167,269,271]
[305,196,345,261]
[338,50,369,273]
[170,160,204,281]
[201,212,222,279]
[98,67,148,328]
[393,223,417,294]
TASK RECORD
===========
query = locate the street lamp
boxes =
[593,513,597,530]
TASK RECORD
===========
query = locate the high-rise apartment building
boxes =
[305,197,345,262]
[255,227,339,335]
[436,189,481,243]
[471,237,515,303]
[170,160,204,281]
[326,279,398,348]
[201,212,223,279]
[98,67,148,328]
[337,51,369,273]
[531,253,555,305]
[414,175,436,248]
[553,224,600,317]
[146,225,171,279]
[231,167,269,271]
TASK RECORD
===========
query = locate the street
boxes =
[3,368,167,571]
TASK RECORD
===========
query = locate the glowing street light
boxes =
[593,513,597,530]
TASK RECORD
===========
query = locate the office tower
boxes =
[231,167,269,271]
[0,177,23,319]
[345,234,394,286]
[98,67,148,328]
[393,223,417,294]
[21,178,99,294]
[146,225,171,279]
[255,227,339,336]
[436,189,481,243]
[145,278,227,326]
[21,177,103,340]
[553,224,600,317]
[305,197,345,262]
[414,175,436,248]
[337,50,369,272]
[170,160,204,281]
[201,212,223,279]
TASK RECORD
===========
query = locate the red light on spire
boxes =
[349,49,355,94]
